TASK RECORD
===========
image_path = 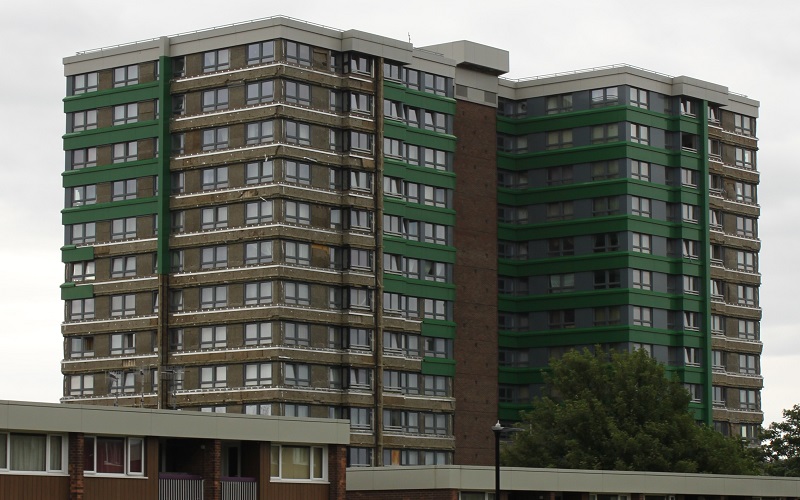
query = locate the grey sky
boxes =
[0,0,794,425]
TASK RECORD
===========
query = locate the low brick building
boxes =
[0,400,349,500]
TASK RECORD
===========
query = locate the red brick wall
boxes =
[452,98,499,466]
[69,432,84,500]
[328,444,347,500]
[204,439,222,500]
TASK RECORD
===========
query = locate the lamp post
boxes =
[492,421,523,500]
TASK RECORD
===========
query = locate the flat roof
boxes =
[347,466,800,497]
[0,400,350,445]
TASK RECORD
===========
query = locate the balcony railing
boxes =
[159,473,204,500]
[222,477,256,500]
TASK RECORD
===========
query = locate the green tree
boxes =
[762,404,800,476]
[501,347,759,474]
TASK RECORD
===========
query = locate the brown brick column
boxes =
[453,98,500,466]
[204,439,222,500]
[68,432,84,500]
[328,444,347,500]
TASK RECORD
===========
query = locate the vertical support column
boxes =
[327,444,347,500]
[373,57,386,466]
[68,432,84,500]
[204,439,222,500]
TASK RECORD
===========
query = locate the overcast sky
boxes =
[0,0,795,426]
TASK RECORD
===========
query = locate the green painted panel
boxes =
[384,121,457,151]
[60,283,94,300]
[383,275,455,300]
[63,83,160,113]
[383,239,456,263]
[498,289,693,312]
[384,162,456,188]
[383,82,457,114]
[497,215,702,241]
[497,144,700,171]
[420,322,455,339]
[421,358,455,376]
[62,161,159,187]
[62,198,158,224]
[383,199,455,225]
[63,121,159,150]
[498,180,699,205]
[62,245,94,263]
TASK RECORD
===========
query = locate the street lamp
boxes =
[492,421,523,500]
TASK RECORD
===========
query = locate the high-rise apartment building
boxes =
[61,16,760,467]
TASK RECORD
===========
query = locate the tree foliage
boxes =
[501,347,759,474]
[762,404,800,476]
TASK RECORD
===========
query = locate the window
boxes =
[735,147,755,169]
[285,282,310,305]
[285,363,310,387]
[711,350,725,371]
[69,336,94,359]
[632,269,652,290]
[246,121,274,145]
[0,433,66,473]
[684,311,700,330]
[350,288,373,310]
[547,237,574,257]
[631,160,650,181]
[245,200,273,225]
[247,41,275,64]
[739,389,759,410]
[198,167,229,191]
[285,201,310,225]
[202,127,229,151]
[201,206,228,229]
[284,322,310,346]
[245,282,272,306]
[69,147,97,170]
[202,88,229,112]
[246,160,274,184]
[199,246,227,269]
[111,256,136,277]
[546,93,573,114]
[683,275,700,294]
[591,123,619,143]
[685,384,702,403]
[546,129,572,150]
[349,92,373,115]
[591,86,618,106]
[682,239,700,259]
[709,209,722,228]
[630,123,649,145]
[246,79,275,105]
[71,72,98,94]
[285,121,311,145]
[201,286,227,309]
[111,294,136,317]
[270,445,325,480]
[735,181,757,204]
[546,201,573,221]
[284,240,311,265]
[736,216,757,238]
[549,273,575,293]
[244,363,272,386]
[737,251,757,272]
[113,103,138,125]
[110,333,135,355]
[71,109,97,132]
[170,290,183,312]
[593,233,619,252]
[172,95,186,116]
[244,322,272,346]
[245,240,272,265]
[739,354,758,375]
[549,309,575,329]
[113,65,138,87]
[171,134,185,156]
[69,298,95,321]
[593,270,620,289]
[285,160,311,185]
[349,131,373,152]
[737,284,758,306]
[285,80,311,106]
[734,114,755,136]
[682,203,699,223]
[710,279,724,300]
[245,404,272,416]
[110,179,137,201]
[629,87,648,108]
[633,306,653,326]
[422,72,448,96]
[200,366,227,388]
[113,141,138,163]
[739,319,758,340]
[684,347,701,366]
[632,232,651,253]
[285,41,311,66]
[594,307,621,326]
[111,217,137,240]
[591,160,620,180]
[593,196,620,216]
[69,261,95,282]
[69,185,97,207]
[203,49,229,73]
[680,97,698,116]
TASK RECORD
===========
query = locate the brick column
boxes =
[327,444,347,500]
[203,439,222,500]
[68,432,84,500]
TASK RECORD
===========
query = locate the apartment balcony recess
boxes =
[221,477,256,500]
[159,473,204,500]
